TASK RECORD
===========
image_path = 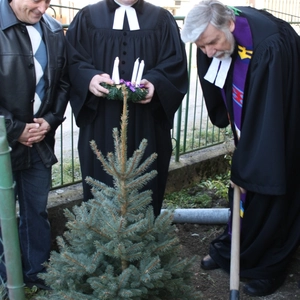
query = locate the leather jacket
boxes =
[0,0,70,171]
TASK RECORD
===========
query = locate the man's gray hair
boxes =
[181,0,236,43]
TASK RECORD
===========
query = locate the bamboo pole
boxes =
[0,116,25,300]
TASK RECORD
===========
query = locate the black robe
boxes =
[66,0,188,216]
[197,7,300,279]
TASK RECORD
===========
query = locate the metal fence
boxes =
[50,10,230,189]
[49,5,300,190]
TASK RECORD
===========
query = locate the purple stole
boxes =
[231,16,253,139]
[223,15,253,234]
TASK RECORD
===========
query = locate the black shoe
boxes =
[201,255,220,270]
[25,278,52,290]
[243,276,286,297]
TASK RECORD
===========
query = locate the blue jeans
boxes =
[0,146,51,283]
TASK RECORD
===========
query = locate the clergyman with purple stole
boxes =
[181,0,300,297]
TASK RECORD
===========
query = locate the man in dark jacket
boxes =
[0,0,69,289]
[181,0,300,297]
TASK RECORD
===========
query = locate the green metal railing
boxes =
[49,6,229,189]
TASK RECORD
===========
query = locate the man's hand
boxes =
[230,181,246,194]
[138,79,154,104]
[18,118,51,147]
[89,74,114,97]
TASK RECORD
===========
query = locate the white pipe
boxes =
[162,208,230,224]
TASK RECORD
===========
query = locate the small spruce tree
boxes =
[38,86,201,300]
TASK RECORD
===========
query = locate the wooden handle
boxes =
[230,185,241,294]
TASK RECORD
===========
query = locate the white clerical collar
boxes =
[204,57,232,88]
[113,1,140,31]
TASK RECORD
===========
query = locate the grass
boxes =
[164,167,230,210]
[51,159,81,188]
[198,172,230,200]
[163,189,213,209]
[1,286,50,300]
[175,127,229,154]
[25,286,50,299]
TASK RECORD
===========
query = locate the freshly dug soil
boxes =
[176,220,300,299]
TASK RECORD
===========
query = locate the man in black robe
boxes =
[66,0,188,216]
[181,0,300,297]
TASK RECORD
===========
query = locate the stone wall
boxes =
[166,142,233,194]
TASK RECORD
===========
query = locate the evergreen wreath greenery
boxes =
[101,80,148,102]
[38,86,201,300]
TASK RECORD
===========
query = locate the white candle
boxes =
[111,57,120,84]
[131,58,139,84]
[135,60,144,86]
